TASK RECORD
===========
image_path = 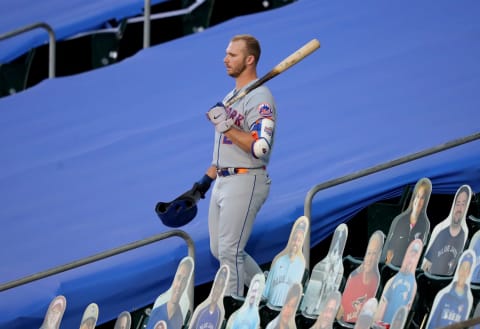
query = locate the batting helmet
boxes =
[155,186,201,227]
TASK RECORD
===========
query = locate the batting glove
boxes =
[206,102,233,133]
[193,174,214,198]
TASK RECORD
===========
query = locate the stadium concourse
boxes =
[1,0,480,328]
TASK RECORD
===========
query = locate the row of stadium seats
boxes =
[36,177,480,329]
[0,0,294,98]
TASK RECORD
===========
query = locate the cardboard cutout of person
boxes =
[383,178,432,267]
[300,223,348,318]
[468,230,480,284]
[426,249,475,329]
[263,216,309,308]
[225,273,265,329]
[352,298,378,329]
[469,302,480,329]
[374,239,423,324]
[189,265,230,329]
[40,295,67,329]
[309,291,341,329]
[389,306,408,329]
[147,256,194,329]
[338,230,384,323]
[265,283,302,329]
[422,185,472,276]
[114,311,132,329]
[79,303,99,329]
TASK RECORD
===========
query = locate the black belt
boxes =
[216,167,265,177]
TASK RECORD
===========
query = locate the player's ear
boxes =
[246,54,255,65]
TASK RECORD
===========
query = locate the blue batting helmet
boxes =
[155,196,198,228]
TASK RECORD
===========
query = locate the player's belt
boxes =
[216,167,265,177]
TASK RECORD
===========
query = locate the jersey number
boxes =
[222,136,233,144]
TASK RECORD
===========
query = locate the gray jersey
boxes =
[212,82,276,169]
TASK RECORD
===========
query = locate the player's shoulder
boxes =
[246,85,275,100]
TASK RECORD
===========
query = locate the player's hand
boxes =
[206,102,233,133]
[193,174,214,199]
[422,259,432,272]
[385,250,393,264]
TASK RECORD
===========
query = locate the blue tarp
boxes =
[0,0,167,63]
[1,0,480,328]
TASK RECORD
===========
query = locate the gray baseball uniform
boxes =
[208,80,276,297]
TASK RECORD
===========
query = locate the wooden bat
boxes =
[224,38,321,107]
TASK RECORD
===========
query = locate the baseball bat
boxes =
[225,38,321,107]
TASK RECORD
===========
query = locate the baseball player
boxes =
[193,34,277,297]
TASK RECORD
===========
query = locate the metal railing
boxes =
[133,0,208,48]
[303,131,480,269]
[0,22,56,78]
[0,229,196,316]
[0,0,209,82]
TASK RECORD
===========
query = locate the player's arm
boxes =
[224,116,275,160]
[421,259,432,272]
[385,249,394,264]
[223,127,256,154]
[207,102,275,159]
[206,102,253,153]
[336,305,344,321]
[191,165,217,200]
[373,280,391,322]
[407,283,417,309]
[205,165,217,179]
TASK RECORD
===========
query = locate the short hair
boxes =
[215,265,228,286]
[456,185,471,200]
[294,219,307,234]
[368,231,384,249]
[410,240,422,253]
[179,257,193,273]
[51,297,65,311]
[415,178,432,197]
[461,252,474,267]
[231,34,261,64]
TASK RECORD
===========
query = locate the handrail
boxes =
[0,22,56,78]
[131,0,207,48]
[0,229,196,315]
[303,131,480,270]
[0,0,208,81]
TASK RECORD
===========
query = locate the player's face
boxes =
[290,231,304,255]
[280,294,298,323]
[457,260,472,286]
[46,305,63,327]
[452,191,468,225]
[412,187,426,217]
[402,245,419,273]
[319,299,337,327]
[224,40,249,78]
[391,311,406,329]
[115,316,128,329]
[211,277,225,302]
[364,237,381,273]
[171,263,190,303]
[248,281,260,305]
[80,319,95,329]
